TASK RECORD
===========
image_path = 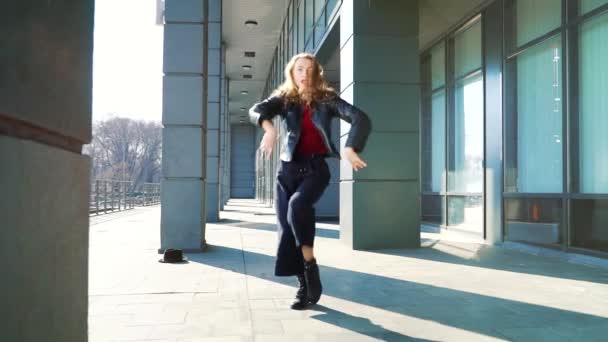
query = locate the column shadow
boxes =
[186,245,608,341]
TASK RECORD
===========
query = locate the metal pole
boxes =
[95,180,100,215]
[103,180,108,213]
[123,181,127,210]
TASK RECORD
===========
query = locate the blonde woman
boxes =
[249,53,372,310]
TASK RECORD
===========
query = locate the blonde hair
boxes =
[272,53,336,106]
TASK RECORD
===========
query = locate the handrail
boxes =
[90,180,161,215]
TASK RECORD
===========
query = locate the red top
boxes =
[296,104,327,156]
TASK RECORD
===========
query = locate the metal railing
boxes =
[90,180,161,215]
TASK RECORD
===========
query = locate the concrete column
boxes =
[205,0,222,222]
[0,1,94,341]
[224,119,231,203]
[161,0,207,251]
[219,44,227,211]
[339,0,421,250]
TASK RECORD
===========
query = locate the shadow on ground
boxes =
[218,218,340,239]
[186,245,608,341]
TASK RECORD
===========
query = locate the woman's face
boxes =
[293,58,314,90]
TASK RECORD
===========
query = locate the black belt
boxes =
[292,153,326,162]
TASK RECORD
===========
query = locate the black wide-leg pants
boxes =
[274,155,330,276]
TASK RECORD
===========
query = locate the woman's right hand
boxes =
[260,121,277,160]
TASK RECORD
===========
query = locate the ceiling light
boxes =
[240,107,246,111]
[244,20,258,28]
[241,90,248,95]
[244,51,256,58]
[242,65,252,70]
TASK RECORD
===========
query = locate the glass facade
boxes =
[422,18,484,235]
[257,0,608,256]
[579,12,608,194]
[511,37,563,193]
[419,0,608,254]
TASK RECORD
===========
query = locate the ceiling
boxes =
[222,0,290,124]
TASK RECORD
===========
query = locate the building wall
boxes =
[0,1,94,341]
[231,124,256,198]
[420,0,608,255]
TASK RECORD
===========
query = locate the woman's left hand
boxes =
[343,147,368,171]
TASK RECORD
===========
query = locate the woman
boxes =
[249,53,371,310]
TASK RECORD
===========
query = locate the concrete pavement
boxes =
[89,200,608,341]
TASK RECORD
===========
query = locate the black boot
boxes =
[290,274,310,310]
[303,258,322,304]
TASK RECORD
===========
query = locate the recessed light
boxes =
[242,65,252,70]
[243,74,252,79]
[240,107,246,111]
[244,51,256,58]
[241,90,248,95]
[244,20,258,28]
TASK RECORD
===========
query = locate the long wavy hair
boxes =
[272,53,336,107]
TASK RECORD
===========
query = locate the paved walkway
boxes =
[89,200,608,342]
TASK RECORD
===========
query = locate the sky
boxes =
[92,0,164,123]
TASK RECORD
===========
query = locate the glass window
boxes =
[306,0,314,44]
[278,32,283,68]
[431,91,446,192]
[579,13,608,193]
[447,195,483,233]
[505,198,562,245]
[454,21,482,78]
[315,19,326,47]
[326,0,339,19]
[514,36,562,193]
[431,43,445,89]
[515,0,561,46]
[581,0,608,14]
[572,199,608,252]
[298,4,304,53]
[315,0,325,24]
[292,25,297,55]
[449,74,484,193]
[422,194,444,225]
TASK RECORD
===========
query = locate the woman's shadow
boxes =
[312,305,436,341]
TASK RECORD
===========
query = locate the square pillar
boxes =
[205,0,222,222]
[339,0,421,250]
[161,0,207,251]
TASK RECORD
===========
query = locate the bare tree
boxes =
[84,117,162,190]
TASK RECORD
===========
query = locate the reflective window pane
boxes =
[579,12,608,193]
[431,43,445,89]
[431,91,446,192]
[327,0,339,16]
[454,21,482,78]
[298,4,304,53]
[448,74,484,193]
[505,198,562,245]
[515,36,563,193]
[422,89,446,193]
[315,0,325,23]
[515,0,561,46]
[422,194,445,225]
[581,0,608,14]
[447,196,483,232]
[572,199,608,252]
[306,0,314,44]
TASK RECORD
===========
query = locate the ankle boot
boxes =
[290,274,310,310]
[303,258,322,304]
